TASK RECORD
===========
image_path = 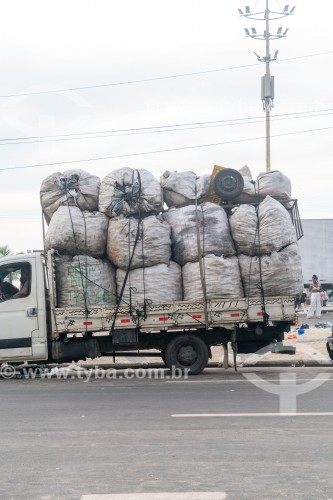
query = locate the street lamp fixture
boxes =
[238,0,295,172]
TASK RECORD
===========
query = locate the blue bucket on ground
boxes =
[298,329,305,335]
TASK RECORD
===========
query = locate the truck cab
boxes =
[0,253,48,363]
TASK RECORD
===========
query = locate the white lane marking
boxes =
[167,378,333,384]
[81,493,226,500]
[172,412,333,418]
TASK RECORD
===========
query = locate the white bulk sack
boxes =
[161,170,210,208]
[255,170,291,200]
[257,196,296,252]
[55,255,116,308]
[229,196,297,256]
[163,203,235,266]
[44,206,108,258]
[238,243,304,297]
[238,165,252,179]
[182,255,244,301]
[99,167,162,218]
[229,204,258,255]
[107,215,171,270]
[196,175,211,195]
[235,165,256,203]
[40,169,100,224]
[234,180,257,204]
[116,261,182,305]
[234,169,291,204]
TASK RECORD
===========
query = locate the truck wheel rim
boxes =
[221,175,239,192]
[177,345,198,366]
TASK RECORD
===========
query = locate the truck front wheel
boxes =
[326,337,333,361]
[165,335,209,375]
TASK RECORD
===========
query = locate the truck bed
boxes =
[52,296,295,336]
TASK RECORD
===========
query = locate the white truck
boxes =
[1,168,306,374]
[0,250,297,374]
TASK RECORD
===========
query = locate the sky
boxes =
[0,0,332,253]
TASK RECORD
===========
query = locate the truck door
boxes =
[0,260,38,361]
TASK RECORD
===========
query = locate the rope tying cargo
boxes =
[110,169,148,332]
[107,176,142,216]
[254,178,269,327]
[56,174,80,202]
[195,185,209,329]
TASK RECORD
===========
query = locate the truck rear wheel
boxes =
[160,350,167,366]
[165,334,209,375]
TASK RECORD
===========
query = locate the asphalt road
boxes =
[1,367,333,500]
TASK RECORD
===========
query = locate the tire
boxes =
[165,334,209,375]
[326,339,333,361]
[213,168,244,200]
[160,350,167,366]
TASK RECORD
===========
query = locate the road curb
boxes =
[80,360,333,369]
[240,360,333,367]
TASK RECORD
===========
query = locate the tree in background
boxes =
[0,246,22,283]
[0,245,12,257]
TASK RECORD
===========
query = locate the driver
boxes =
[11,267,30,299]
[0,273,19,299]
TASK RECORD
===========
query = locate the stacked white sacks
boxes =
[41,169,116,307]
[163,202,244,302]
[229,196,303,297]
[99,167,181,305]
[40,166,303,308]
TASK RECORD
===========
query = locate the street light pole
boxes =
[238,1,295,172]
[265,0,271,171]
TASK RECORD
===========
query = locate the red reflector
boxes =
[121,319,131,323]
[83,322,93,326]
[192,315,202,319]
[159,317,169,321]
[230,313,240,317]
[257,312,263,316]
